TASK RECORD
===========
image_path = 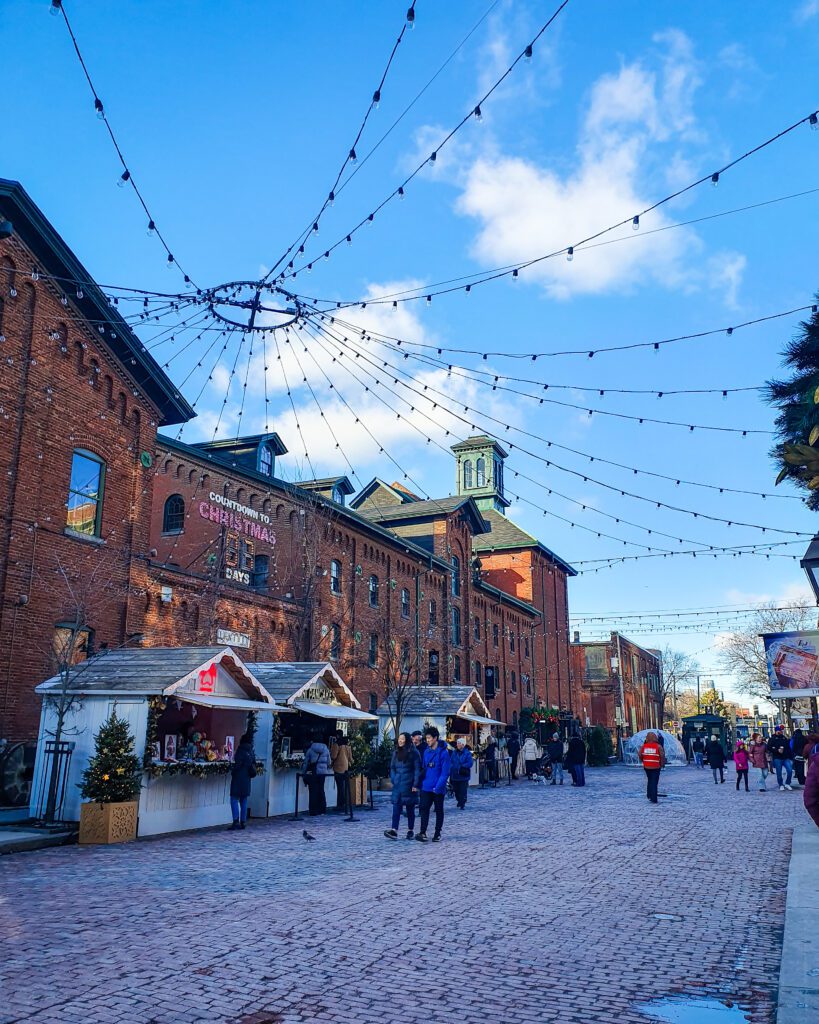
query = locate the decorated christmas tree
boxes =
[79,710,143,804]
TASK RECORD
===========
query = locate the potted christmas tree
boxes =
[78,710,143,844]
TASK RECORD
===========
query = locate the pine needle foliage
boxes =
[79,710,143,804]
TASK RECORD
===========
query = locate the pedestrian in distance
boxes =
[733,740,750,792]
[522,733,540,779]
[803,741,819,829]
[691,734,705,768]
[706,734,726,784]
[302,735,333,816]
[228,732,257,830]
[411,730,425,764]
[449,736,473,809]
[384,731,421,840]
[638,730,665,803]
[506,729,521,780]
[330,734,353,814]
[791,727,807,787]
[416,726,450,843]
[566,734,587,787]
[483,732,498,786]
[546,732,565,785]
[748,733,770,792]
[767,726,794,791]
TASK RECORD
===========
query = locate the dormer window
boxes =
[258,443,272,477]
[476,457,486,487]
[463,459,473,490]
[332,484,345,506]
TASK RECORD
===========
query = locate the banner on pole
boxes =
[761,630,819,699]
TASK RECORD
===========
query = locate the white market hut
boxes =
[247,661,378,815]
[376,686,499,787]
[31,647,287,836]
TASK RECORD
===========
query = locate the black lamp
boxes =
[800,534,819,603]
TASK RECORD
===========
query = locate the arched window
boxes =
[429,599,437,626]
[453,654,461,682]
[475,660,482,687]
[369,692,378,713]
[511,671,517,693]
[510,631,516,654]
[451,606,461,646]
[463,459,473,490]
[473,616,481,641]
[162,494,185,533]
[401,588,410,618]
[512,710,518,728]
[476,457,486,487]
[258,443,272,476]
[330,559,342,594]
[66,449,105,537]
[451,555,461,597]
[329,623,341,660]
[368,633,378,668]
[369,574,379,607]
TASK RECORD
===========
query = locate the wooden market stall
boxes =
[31,647,287,836]
[247,661,378,815]
[376,685,500,787]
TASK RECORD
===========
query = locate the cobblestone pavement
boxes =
[0,766,805,1024]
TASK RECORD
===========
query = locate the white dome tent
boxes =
[622,729,687,767]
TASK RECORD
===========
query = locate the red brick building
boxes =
[0,180,576,752]
[570,632,663,736]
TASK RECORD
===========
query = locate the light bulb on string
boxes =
[61,295,68,306]
[810,112,818,131]
[566,246,574,262]
[328,191,335,207]
[346,235,353,246]
[426,295,432,306]
[94,98,104,120]
[373,90,381,109]
[632,215,640,231]
[31,268,39,282]
[349,148,358,165]
[312,222,319,234]
[147,220,156,236]
[474,105,483,122]
[406,7,415,29]
[50,1,62,15]
[524,44,533,63]
[166,254,175,269]
[118,170,131,188]
[76,288,83,299]
[711,172,720,186]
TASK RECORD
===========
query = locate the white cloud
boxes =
[722,580,815,606]
[449,30,744,304]
[795,0,819,23]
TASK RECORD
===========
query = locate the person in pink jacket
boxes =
[748,733,769,792]
[804,742,819,829]
[734,740,750,792]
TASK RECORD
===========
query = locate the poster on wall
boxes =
[762,630,819,699]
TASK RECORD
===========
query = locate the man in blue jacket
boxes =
[416,726,451,843]
[449,736,473,810]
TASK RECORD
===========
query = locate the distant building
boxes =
[570,632,663,736]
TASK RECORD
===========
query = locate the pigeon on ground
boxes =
[302,829,317,841]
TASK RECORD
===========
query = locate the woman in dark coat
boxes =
[565,735,587,787]
[791,728,807,786]
[506,730,521,780]
[706,735,726,784]
[384,732,421,840]
[229,732,257,830]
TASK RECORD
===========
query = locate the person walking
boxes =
[228,732,257,830]
[706,734,726,784]
[767,726,794,791]
[803,741,819,829]
[449,736,473,809]
[566,734,587,787]
[734,740,750,792]
[384,731,421,840]
[691,734,705,768]
[506,730,521,780]
[416,727,450,843]
[748,733,770,792]
[791,727,807,787]
[522,734,540,779]
[638,730,665,804]
[546,732,565,785]
[302,735,333,815]
[411,730,425,760]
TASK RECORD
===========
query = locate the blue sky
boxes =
[5,0,819,699]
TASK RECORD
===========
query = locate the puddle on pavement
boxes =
[637,997,749,1024]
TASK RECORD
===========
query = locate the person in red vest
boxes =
[639,731,666,804]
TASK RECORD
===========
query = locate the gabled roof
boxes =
[0,179,193,427]
[375,685,490,719]
[35,646,276,704]
[192,433,288,457]
[349,478,420,510]
[358,494,491,535]
[473,509,577,576]
[246,662,359,707]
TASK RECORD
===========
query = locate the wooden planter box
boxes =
[350,775,368,806]
[79,800,138,845]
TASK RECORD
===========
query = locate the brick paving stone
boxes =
[0,767,804,1023]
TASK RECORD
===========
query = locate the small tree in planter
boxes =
[78,710,142,844]
[586,725,614,767]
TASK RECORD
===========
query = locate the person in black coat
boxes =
[506,730,521,780]
[483,734,498,785]
[706,735,726,784]
[229,733,257,830]
[566,735,587,787]
[791,728,807,786]
[384,732,421,840]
